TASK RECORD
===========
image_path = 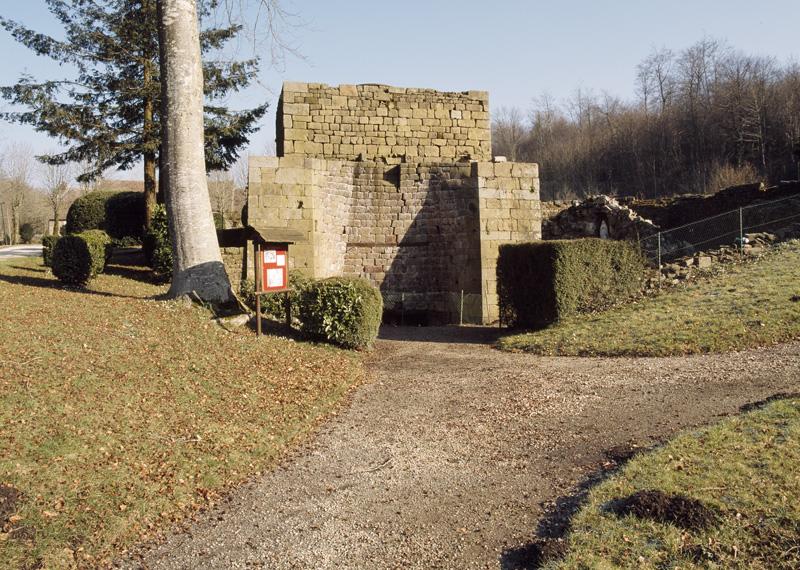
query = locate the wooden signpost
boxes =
[253,241,292,336]
[216,225,301,337]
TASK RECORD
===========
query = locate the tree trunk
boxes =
[159,0,233,304]
[143,66,157,228]
[9,205,19,245]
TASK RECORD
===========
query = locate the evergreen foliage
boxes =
[41,234,60,267]
[497,239,645,328]
[142,204,172,281]
[65,191,116,234]
[104,191,146,240]
[19,223,34,244]
[0,0,267,191]
[52,229,111,286]
[299,277,383,349]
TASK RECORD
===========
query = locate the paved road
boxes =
[122,329,800,569]
[0,244,43,260]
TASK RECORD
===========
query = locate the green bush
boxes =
[143,204,172,281]
[497,238,645,328]
[19,223,34,244]
[42,235,61,267]
[213,211,225,230]
[240,273,312,320]
[105,192,146,240]
[298,277,383,349]
[65,191,116,234]
[52,230,111,286]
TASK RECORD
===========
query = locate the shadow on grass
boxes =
[0,272,150,301]
[244,316,309,343]
[7,264,46,273]
[104,264,159,285]
[499,443,650,570]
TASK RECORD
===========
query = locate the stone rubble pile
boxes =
[645,232,789,290]
[543,195,660,241]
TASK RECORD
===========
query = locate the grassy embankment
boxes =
[0,256,362,568]
[547,395,800,569]
[499,241,800,356]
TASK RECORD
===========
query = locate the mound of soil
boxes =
[0,484,20,527]
[607,489,719,530]
[503,538,569,569]
[740,392,800,412]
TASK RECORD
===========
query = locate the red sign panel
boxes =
[258,248,288,292]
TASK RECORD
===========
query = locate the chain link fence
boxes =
[639,194,800,265]
[382,290,485,325]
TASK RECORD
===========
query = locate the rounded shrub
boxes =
[298,277,383,349]
[19,223,34,244]
[143,204,172,281]
[41,234,61,267]
[52,230,111,286]
[104,191,146,240]
[65,191,116,234]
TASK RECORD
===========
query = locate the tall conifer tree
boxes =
[0,0,267,226]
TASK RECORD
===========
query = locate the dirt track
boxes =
[122,327,800,569]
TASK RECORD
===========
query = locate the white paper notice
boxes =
[276,254,286,267]
[266,268,284,288]
[264,250,277,263]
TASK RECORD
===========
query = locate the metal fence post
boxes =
[657,232,662,289]
[739,207,744,256]
[460,289,464,326]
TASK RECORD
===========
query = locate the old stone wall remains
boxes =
[249,82,541,324]
[277,82,491,162]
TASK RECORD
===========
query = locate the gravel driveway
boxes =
[0,244,43,260]
[123,327,800,569]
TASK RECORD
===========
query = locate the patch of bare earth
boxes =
[121,326,800,569]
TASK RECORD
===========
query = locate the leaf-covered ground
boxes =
[0,258,363,568]
[547,396,800,569]
[499,240,800,356]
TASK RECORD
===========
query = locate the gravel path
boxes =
[0,244,42,260]
[123,327,800,569]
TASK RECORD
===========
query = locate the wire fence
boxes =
[639,194,800,265]
[382,290,485,325]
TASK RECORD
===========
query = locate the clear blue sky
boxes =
[2,0,799,181]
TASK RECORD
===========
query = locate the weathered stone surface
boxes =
[543,195,659,241]
[277,81,492,162]
[249,82,541,325]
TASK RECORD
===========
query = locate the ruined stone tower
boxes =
[247,82,541,324]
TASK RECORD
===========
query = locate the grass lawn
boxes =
[499,241,800,356]
[547,395,800,569]
[0,257,363,568]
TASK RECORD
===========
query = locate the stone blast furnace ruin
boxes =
[247,82,541,324]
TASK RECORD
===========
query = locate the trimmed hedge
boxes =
[42,235,60,267]
[497,239,645,328]
[19,223,34,244]
[298,277,383,349]
[105,191,146,240]
[52,230,111,286]
[65,191,116,234]
[143,204,172,281]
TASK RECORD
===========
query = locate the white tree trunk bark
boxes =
[159,0,233,303]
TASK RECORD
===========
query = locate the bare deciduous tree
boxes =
[42,161,73,235]
[492,106,527,161]
[0,144,35,244]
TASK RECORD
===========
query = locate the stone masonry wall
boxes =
[248,82,541,324]
[475,162,541,322]
[248,156,540,323]
[277,82,491,162]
